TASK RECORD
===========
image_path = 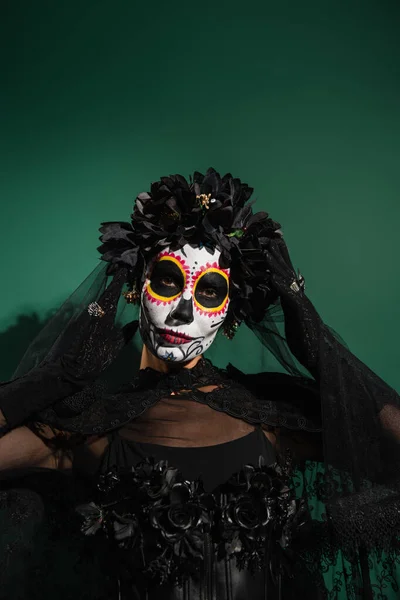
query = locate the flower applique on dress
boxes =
[76,455,307,588]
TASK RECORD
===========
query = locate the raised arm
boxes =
[264,237,400,482]
[0,268,137,435]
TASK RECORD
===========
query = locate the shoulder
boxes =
[224,363,319,399]
[222,364,322,433]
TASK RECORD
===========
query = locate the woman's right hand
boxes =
[58,267,138,383]
[0,267,138,432]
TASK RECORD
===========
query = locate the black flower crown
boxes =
[98,168,282,323]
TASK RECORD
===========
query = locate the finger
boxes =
[268,240,295,273]
[105,319,139,363]
[121,320,139,344]
[262,251,291,294]
[100,268,128,309]
[95,268,129,324]
[264,249,300,297]
[75,268,127,335]
[263,248,288,277]
[275,239,297,274]
[267,272,287,295]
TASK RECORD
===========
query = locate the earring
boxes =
[123,284,140,305]
[222,319,240,340]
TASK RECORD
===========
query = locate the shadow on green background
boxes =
[0,314,46,380]
[1,0,400,386]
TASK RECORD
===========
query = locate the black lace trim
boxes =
[35,359,321,436]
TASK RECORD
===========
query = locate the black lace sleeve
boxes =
[310,324,400,554]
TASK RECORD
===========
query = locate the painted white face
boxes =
[139,245,230,362]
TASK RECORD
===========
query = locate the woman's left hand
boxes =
[264,238,322,376]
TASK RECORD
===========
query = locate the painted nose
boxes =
[166,297,194,326]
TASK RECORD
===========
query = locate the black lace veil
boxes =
[7,168,400,586]
[13,263,109,376]
[13,263,140,379]
[11,257,400,549]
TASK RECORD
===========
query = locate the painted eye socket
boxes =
[194,270,229,312]
[147,257,185,302]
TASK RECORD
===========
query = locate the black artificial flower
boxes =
[76,457,306,584]
[216,460,298,572]
[113,513,140,545]
[76,501,105,535]
[223,495,270,531]
[149,479,214,559]
[141,462,179,500]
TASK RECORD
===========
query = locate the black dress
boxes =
[88,425,312,600]
[101,425,276,492]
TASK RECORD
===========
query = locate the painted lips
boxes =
[158,328,194,345]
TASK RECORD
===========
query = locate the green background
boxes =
[1,0,400,386]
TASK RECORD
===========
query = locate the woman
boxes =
[0,168,399,599]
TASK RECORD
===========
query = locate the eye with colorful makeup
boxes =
[194,269,229,314]
[146,255,186,303]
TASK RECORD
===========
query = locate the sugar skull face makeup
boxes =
[139,245,230,362]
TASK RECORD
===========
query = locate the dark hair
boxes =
[98,168,282,323]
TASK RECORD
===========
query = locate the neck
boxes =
[139,345,202,373]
